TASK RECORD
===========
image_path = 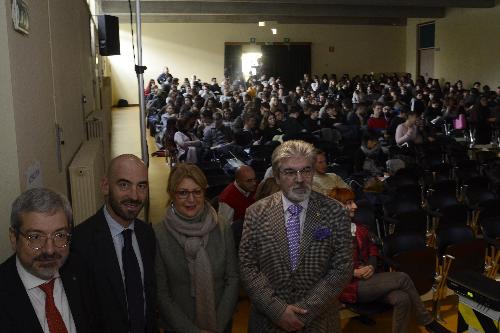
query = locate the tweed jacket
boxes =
[239,190,353,333]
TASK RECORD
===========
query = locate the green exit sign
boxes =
[284,38,290,43]
[250,37,256,43]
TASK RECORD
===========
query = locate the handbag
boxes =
[453,114,466,130]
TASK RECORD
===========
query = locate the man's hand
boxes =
[276,305,308,332]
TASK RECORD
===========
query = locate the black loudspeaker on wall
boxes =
[98,15,120,56]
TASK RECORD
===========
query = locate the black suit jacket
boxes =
[71,208,157,333]
[0,254,96,333]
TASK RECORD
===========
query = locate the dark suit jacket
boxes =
[71,208,157,333]
[0,254,96,333]
[239,191,353,333]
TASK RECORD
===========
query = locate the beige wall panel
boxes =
[110,23,406,104]
[0,0,21,261]
[8,0,64,193]
[48,0,87,173]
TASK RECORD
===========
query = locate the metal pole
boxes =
[134,0,150,223]
[135,0,148,166]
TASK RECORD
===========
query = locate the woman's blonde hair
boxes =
[329,187,355,204]
[166,163,208,204]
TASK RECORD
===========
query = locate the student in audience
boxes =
[321,103,345,128]
[235,114,259,148]
[302,107,322,133]
[259,112,282,144]
[395,111,421,146]
[353,130,387,176]
[282,105,307,140]
[155,163,239,333]
[174,117,202,163]
[312,149,350,195]
[387,107,408,143]
[330,187,450,333]
[202,112,234,149]
[367,102,389,133]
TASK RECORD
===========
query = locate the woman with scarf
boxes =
[353,130,387,176]
[330,188,450,333]
[154,163,239,333]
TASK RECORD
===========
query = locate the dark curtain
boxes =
[224,44,242,79]
[261,44,311,89]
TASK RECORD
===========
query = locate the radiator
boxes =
[69,139,105,225]
[86,115,103,140]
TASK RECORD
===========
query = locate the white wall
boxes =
[406,1,500,87]
[109,23,407,104]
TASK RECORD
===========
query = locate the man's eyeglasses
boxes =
[175,189,204,199]
[280,167,313,179]
[17,230,71,250]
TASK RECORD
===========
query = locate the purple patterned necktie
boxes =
[286,203,303,271]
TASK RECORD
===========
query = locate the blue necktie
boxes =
[122,229,145,333]
[286,204,303,271]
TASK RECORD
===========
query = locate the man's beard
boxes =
[108,191,144,222]
[284,183,312,202]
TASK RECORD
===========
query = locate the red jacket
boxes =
[339,223,379,304]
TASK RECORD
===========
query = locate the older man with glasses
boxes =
[0,188,96,332]
[239,140,353,333]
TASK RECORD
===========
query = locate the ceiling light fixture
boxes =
[271,28,277,35]
[259,21,266,27]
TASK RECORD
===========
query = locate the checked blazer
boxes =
[239,190,353,333]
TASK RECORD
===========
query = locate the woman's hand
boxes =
[354,265,374,280]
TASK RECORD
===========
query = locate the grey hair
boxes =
[271,140,317,178]
[10,188,73,232]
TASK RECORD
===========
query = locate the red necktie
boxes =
[39,279,69,333]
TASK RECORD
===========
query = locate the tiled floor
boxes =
[111,106,459,332]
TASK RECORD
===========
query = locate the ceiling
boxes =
[101,0,495,26]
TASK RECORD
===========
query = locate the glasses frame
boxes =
[16,230,71,250]
[279,167,314,180]
[174,189,204,200]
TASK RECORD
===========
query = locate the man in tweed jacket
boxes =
[239,140,353,332]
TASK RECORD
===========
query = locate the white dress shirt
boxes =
[16,257,77,333]
[281,194,310,237]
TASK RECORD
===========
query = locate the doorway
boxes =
[417,22,435,81]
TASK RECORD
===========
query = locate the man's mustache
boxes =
[34,252,62,262]
[121,199,143,206]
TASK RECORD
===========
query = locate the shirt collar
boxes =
[281,193,309,214]
[104,205,135,238]
[234,181,251,197]
[16,256,60,291]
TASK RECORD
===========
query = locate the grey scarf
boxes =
[164,202,218,332]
